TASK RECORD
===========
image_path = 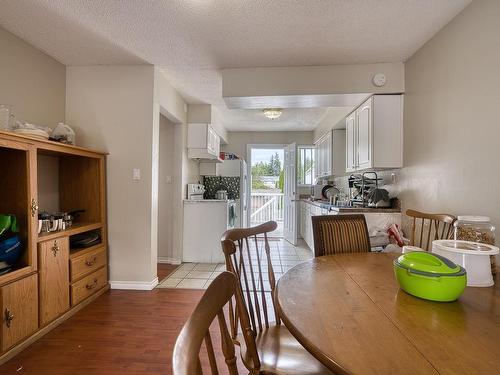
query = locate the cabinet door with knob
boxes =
[0,274,38,352]
[38,237,70,326]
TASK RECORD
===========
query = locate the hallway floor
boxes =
[157,239,313,289]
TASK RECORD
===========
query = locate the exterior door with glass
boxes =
[283,143,297,245]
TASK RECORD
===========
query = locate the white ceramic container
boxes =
[432,240,499,287]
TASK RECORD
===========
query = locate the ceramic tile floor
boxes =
[157,239,313,289]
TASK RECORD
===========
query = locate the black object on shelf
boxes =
[70,230,101,249]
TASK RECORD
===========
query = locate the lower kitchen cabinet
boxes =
[38,237,70,326]
[0,274,38,352]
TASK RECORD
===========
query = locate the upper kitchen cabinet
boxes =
[314,131,331,178]
[346,95,403,172]
[314,129,346,179]
[187,123,221,161]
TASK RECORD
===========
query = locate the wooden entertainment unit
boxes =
[0,131,108,363]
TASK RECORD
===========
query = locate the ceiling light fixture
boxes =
[263,108,283,120]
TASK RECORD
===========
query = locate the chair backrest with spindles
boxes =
[173,272,240,375]
[220,221,279,371]
[312,214,371,257]
[406,209,456,251]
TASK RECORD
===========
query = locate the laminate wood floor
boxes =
[0,264,245,375]
[0,288,217,374]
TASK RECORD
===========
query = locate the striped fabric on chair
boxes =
[312,214,371,257]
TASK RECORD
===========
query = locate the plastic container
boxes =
[50,122,76,145]
[393,251,467,302]
[432,240,499,287]
[0,104,13,130]
[454,216,496,275]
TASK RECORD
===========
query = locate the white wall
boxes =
[0,26,65,127]
[399,0,500,229]
[66,65,157,287]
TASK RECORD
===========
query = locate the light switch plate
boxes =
[132,168,141,181]
[165,175,173,184]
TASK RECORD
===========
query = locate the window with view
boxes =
[297,146,315,185]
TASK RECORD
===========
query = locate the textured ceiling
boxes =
[221,107,349,132]
[0,0,471,130]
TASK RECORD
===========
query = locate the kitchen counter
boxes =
[299,199,402,252]
[300,199,401,213]
[183,199,232,203]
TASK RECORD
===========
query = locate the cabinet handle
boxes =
[85,257,97,267]
[51,240,60,257]
[4,308,14,328]
[30,198,39,218]
[86,279,98,290]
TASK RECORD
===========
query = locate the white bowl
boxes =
[432,240,499,287]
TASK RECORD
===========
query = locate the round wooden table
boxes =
[275,253,500,375]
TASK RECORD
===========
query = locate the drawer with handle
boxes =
[70,267,107,306]
[70,247,106,282]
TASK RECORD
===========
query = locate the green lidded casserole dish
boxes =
[394,251,467,302]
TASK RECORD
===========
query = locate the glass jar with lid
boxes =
[454,216,496,275]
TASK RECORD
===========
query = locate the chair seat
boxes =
[237,324,334,375]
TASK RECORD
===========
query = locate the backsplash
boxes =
[203,176,240,199]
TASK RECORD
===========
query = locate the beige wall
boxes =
[400,0,500,229]
[0,26,65,127]
[153,68,197,265]
[157,115,175,260]
[66,65,157,286]
[313,107,353,142]
[222,63,404,98]
[222,131,314,161]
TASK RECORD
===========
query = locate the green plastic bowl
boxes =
[394,251,467,302]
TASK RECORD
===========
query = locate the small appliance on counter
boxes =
[216,190,228,200]
[394,251,467,302]
[187,183,206,200]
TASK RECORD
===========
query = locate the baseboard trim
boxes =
[157,257,182,265]
[109,277,158,290]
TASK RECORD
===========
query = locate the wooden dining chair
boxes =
[311,214,371,257]
[173,271,241,375]
[221,221,336,375]
[406,209,456,251]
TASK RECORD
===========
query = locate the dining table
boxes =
[275,252,500,375]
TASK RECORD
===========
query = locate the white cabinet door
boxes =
[357,99,373,170]
[323,131,332,176]
[206,126,215,155]
[346,113,356,172]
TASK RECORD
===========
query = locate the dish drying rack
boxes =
[348,172,383,207]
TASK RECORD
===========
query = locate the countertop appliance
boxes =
[187,183,205,200]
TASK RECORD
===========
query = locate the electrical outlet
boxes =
[165,175,172,184]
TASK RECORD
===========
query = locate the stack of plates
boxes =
[13,128,50,140]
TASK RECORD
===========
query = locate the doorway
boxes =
[157,114,176,278]
[248,145,286,237]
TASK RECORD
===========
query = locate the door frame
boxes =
[246,144,287,236]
